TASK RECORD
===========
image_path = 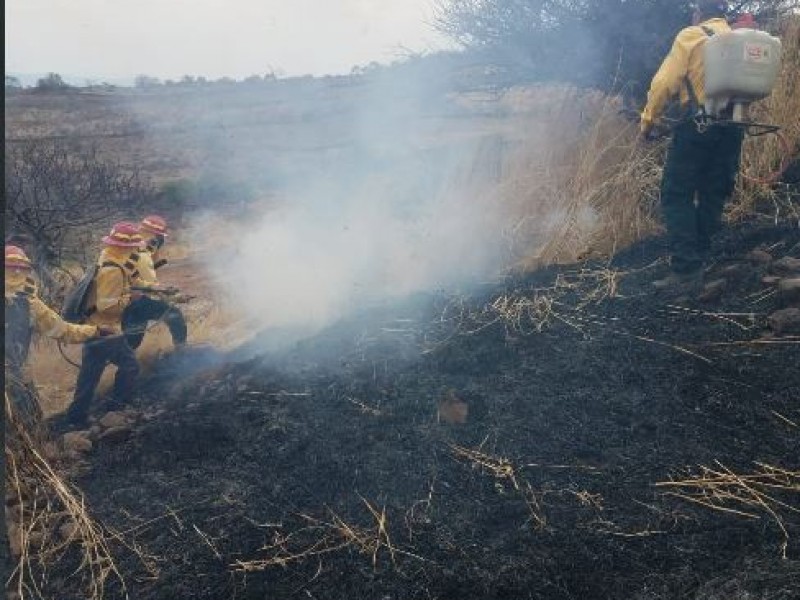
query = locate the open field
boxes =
[5,26,800,599]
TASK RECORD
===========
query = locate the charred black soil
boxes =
[60,221,800,599]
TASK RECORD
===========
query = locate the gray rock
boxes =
[778,278,800,306]
[98,411,130,429]
[768,307,800,335]
[771,256,800,275]
[746,249,773,264]
[62,432,92,454]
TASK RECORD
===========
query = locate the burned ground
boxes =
[54,221,799,600]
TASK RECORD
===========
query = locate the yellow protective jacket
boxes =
[4,271,98,343]
[86,247,142,332]
[641,18,731,134]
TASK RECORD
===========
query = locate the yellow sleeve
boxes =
[95,265,130,321]
[29,296,98,343]
[641,30,692,133]
[137,251,158,286]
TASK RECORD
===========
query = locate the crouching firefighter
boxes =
[62,222,144,429]
[4,246,111,425]
[122,215,187,350]
[640,0,745,288]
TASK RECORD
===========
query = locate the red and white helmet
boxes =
[140,215,169,238]
[102,222,143,248]
[5,245,32,270]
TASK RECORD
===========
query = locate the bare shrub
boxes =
[4,141,157,301]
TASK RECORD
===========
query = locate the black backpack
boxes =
[61,263,102,324]
[5,293,33,371]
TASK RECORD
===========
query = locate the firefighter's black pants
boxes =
[68,336,139,423]
[660,120,744,273]
[122,296,187,350]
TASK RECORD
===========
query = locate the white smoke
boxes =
[172,68,545,342]
[201,139,511,335]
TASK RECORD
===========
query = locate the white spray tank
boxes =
[703,19,782,121]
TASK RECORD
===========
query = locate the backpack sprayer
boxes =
[626,15,792,184]
[702,15,782,129]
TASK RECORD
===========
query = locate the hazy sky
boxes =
[5,0,449,81]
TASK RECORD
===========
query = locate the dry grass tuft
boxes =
[449,443,546,529]
[656,461,800,558]
[428,265,623,346]
[233,499,426,573]
[733,17,800,219]
[500,90,663,269]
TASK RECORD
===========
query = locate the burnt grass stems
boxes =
[52,219,799,600]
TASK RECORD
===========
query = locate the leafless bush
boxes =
[4,140,156,300]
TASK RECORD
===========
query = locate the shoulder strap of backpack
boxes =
[21,276,36,296]
[683,26,717,117]
[100,258,138,281]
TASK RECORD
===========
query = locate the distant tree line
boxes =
[433,0,798,101]
[133,71,281,89]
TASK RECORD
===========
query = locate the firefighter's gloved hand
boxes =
[173,293,193,304]
[96,326,115,337]
[637,128,661,145]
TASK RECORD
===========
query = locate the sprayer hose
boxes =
[56,316,171,370]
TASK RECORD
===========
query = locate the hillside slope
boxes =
[46,220,800,600]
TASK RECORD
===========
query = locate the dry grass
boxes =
[233,499,425,573]
[4,389,127,599]
[449,443,547,529]
[498,90,663,269]
[733,17,800,219]
[427,265,623,346]
[505,16,799,271]
[656,461,800,558]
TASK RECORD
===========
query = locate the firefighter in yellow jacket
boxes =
[641,0,744,288]
[4,245,110,421]
[122,215,188,350]
[64,222,144,428]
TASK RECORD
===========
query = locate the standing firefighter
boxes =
[122,215,187,350]
[641,0,744,288]
[64,222,144,428]
[4,246,108,423]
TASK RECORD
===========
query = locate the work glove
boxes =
[637,127,664,146]
[96,326,115,337]
[172,293,193,304]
